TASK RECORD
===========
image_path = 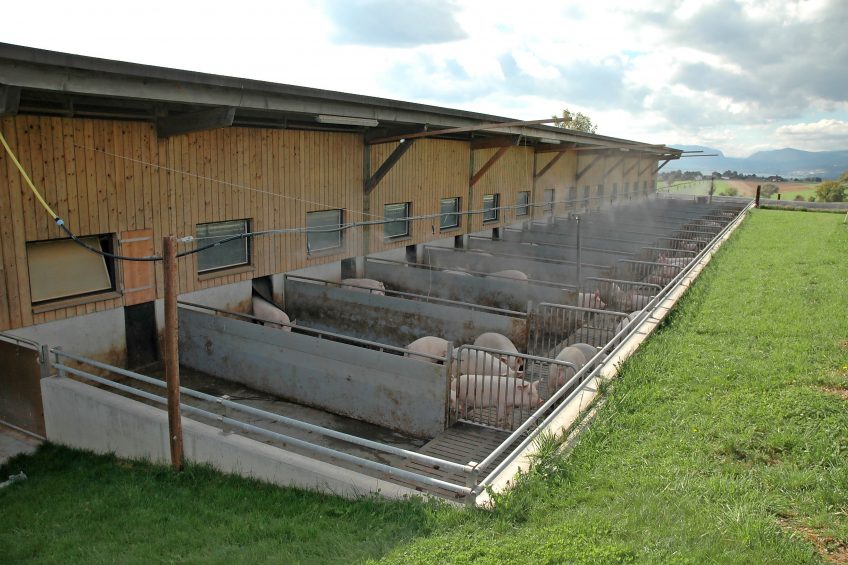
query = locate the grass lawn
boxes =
[2,210,847,563]
[656,180,713,195]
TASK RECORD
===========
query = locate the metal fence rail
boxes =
[449,344,578,432]
[51,348,476,498]
[473,199,754,493]
[528,303,630,356]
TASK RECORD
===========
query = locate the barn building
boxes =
[0,43,680,366]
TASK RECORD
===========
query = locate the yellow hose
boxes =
[0,129,59,220]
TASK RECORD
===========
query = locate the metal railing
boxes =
[449,344,578,432]
[473,199,754,493]
[528,303,630,355]
[284,274,527,318]
[51,348,477,500]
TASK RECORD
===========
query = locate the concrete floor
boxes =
[0,425,40,467]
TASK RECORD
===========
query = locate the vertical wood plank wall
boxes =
[0,115,657,332]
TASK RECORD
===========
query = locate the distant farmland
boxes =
[658,179,818,200]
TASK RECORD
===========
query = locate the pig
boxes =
[451,374,542,425]
[405,336,450,364]
[548,346,587,392]
[473,332,524,372]
[624,290,654,310]
[576,289,606,309]
[341,278,385,295]
[251,295,292,331]
[451,348,518,378]
[608,283,629,309]
[489,270,529,282]
[613,312,641,336]
[571,343,600,365]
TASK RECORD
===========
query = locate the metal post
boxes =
[39,343,52,379]
[575,215,582,288]
[163,236,184,471]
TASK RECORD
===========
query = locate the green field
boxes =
[656,179,713,195]
[2,210,847,563]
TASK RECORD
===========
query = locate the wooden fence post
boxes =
[163,236,184,471]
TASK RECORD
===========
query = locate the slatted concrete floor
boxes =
[399,422,516,500]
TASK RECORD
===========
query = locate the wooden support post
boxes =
[755,185,761,208]
[163,236,184,471]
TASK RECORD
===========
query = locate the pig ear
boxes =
[516,380,530,389]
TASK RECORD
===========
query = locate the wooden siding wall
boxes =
[534,151,579,217]
[0,114,659,332]
[0,115,362,331]
[368,139,469,253]
[467,146,534,233]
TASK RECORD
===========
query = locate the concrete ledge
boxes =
[475,206,750,505]
[41,377,424,500]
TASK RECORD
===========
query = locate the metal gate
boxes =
[0,334,47,436]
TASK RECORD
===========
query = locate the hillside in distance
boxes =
[664,145,848,179]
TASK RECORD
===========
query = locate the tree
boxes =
[552,108,598,134]
[761,183,779,199]
[814,172,847,202]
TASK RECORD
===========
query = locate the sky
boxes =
[2,0,847,158]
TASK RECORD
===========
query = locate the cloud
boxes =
[323,0,467,47]
[633,0,848,124]
[776,119,848,149]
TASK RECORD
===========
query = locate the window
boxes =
[384,202,410,239]
[568,186,577,204]
[27,235,116,304]
[516,191,530,216]
[483,193,499,222]
[439,197,461,230]
[624,181,630,194]
[196,219,250,273]
[583,185,590,203]
[611,183,618,201]
[306,209,343,252]
[544,189,555,212]
[644,180,649,192]
[597,184,604,201]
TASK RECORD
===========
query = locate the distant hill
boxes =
[664,145,848,179]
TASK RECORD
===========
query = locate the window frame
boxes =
[384,202,411,240]
[306,209,344,253]
[543,189,555,212]
[196,219,251,275]
[26,234,118,307]
[439,197,461,231]
[482,193,500,223]
[516,191,530,216]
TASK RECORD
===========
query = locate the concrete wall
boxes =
[41,377,423,500]
[9,308,127,366]
[179,307,448,438]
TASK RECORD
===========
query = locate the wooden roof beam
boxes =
[534,151,565,180]
[156,106,236,138]
[605,157,624,176]
[622,158,641,177]
[364,139,416,194]
[470,145,511,187]
[535,142,577,153]
[576,153,606,181]
[654,159,672,175]
[471,135,518,150]
[365,124,426,145]
[369,117,559,144]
